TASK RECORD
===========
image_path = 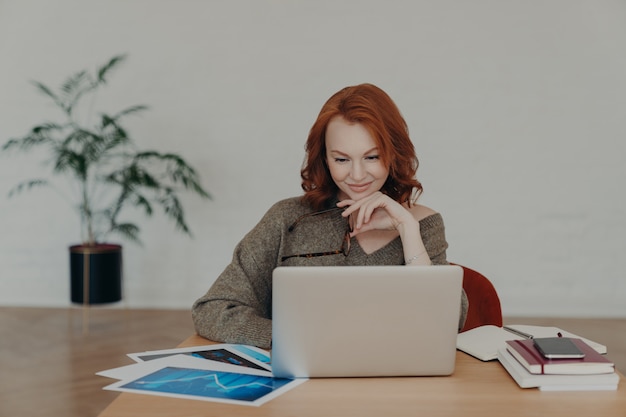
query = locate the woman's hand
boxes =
[338,192,431,265]
[337,191,418,237]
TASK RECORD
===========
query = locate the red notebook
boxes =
[505,338,614,375]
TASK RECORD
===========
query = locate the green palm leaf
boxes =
[2,54,211,246]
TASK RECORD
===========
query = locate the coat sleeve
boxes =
[420,213,469,331]
[191,202,287,349]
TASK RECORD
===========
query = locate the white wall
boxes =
[1,0,625,317]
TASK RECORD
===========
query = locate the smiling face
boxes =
[325,116,390,201]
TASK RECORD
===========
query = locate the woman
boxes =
[192,83,468,349]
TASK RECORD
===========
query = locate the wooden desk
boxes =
[98,335,625,417]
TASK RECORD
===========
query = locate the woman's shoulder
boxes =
[269,196,310,213]
[412,204,446,235]
[261,196,312,224]
[411,203,439,221]
[245,197,307,238]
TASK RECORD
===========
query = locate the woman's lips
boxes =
[348,182,372,193]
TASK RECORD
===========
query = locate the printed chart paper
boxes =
[104,366,305,406]
[98,343,306,406]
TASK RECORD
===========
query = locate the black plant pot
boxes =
[70,243,122,304]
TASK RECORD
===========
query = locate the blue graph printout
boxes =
[120,366,294,405]
[233,345,271,365]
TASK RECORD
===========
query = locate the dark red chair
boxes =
[453,264,503,332]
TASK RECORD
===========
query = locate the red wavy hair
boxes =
[301,83,422,210]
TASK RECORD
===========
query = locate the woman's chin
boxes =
[345,190,376,201]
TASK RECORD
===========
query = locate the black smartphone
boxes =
[533,337,585,359]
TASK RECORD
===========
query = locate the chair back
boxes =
[454,264,503,332]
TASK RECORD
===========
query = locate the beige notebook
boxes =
[457,324,607,361]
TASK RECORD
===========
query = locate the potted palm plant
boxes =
[2,55,211,304]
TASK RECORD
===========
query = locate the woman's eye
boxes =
[365,155,380,161]
[334,158,349,163]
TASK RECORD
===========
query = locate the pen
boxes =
[503,326,534,339]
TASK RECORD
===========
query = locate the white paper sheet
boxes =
[98,344,306,406]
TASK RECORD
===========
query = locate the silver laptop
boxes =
[271,265,463,378]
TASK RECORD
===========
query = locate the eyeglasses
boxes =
[280,207,352,262]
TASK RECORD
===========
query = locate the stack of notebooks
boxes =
[457,325,619,391]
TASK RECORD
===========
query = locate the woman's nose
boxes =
[350,161,366,181]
